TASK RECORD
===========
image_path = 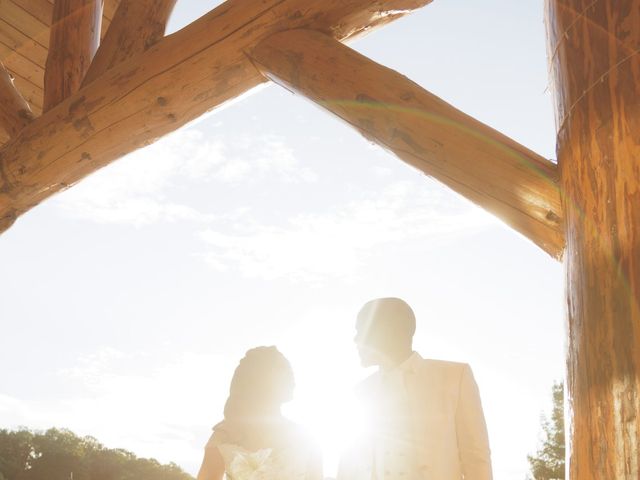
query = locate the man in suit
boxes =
[338,297,492,480]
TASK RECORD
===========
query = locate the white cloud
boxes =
[50,125,497,284]
[254,136,317,183]
[198,180,497,282]
[372,165,393,177]
[0,393,31,423]
[53,128,315,226]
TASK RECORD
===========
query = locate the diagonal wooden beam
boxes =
[0,61,34,138]
[43,0,102,111]
[0,0,432,234]
[82,0,178,86]
[249,29,564,258]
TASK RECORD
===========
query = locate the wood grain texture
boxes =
[11,0,54,26]
[0,17,49,67]
[0,1,117,115]
[0,0,49,113]
[45,0,121,32]
[0,42,45,87]
[43,0,102,111]
[0,61,34,137]
[0,0,432,233]
[547,0,640,478]
[83,0,177,86]
[0,0,50,48]
[251,29,564,257]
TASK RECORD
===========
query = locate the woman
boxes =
[197,346,322,480]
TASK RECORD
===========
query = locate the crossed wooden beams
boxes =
[0,0,564,258]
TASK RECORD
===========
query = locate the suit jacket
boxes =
[339,353,492,480]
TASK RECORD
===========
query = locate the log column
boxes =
[44,0,102,111]
[82,0,178,86]
[547,0,640,478]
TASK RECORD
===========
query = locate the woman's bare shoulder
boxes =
[205,421,234,448]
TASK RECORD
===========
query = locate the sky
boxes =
[0,1,565,479]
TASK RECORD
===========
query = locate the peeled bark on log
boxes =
[250,29,564,257]
[82,0,177,86]
[547,0,640,478]
[43,0,102,111]
[0,0,432,234]
[0,62,34,137]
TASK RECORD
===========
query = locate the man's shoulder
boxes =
[355,355,472,392]
[414,356,471,385]
[421,357,468,371]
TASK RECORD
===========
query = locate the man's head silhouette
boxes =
[354,297,415,369]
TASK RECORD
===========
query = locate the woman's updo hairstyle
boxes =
[223,346,295,422]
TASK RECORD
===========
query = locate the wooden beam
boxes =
[250,29,564,258]
[11,0,55,26]
[82,0,177,86]
[43,0,102,111]
[547,0,640,478]
[0,61,34,137]
[101,0,121,20]
[9,0,121,40]
[0,0,50,49]
[0,42,45,87]
[0,17,49,67]
[0,0,432,234]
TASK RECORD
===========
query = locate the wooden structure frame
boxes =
[0,1,638,478]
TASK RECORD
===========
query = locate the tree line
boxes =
[1,383,565,480]
[0,428,193,480]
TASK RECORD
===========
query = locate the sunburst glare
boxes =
[278,312,372,477]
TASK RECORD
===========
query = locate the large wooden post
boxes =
[44,0,102,111]
[547,1,640,478]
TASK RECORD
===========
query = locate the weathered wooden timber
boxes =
[547,0,640,478]
[0,1,121,118]
[43,0,102,111]
[0,61,34,137]
[0,0,433,233]
[250,29,563,257]
[82,0,177,86]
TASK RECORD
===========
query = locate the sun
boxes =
[280,335,371,478]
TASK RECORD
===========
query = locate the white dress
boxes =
[217,443,310,480]
[206,419,320,480]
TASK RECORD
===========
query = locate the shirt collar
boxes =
[381,351,421,378]
[399,351,422,374]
